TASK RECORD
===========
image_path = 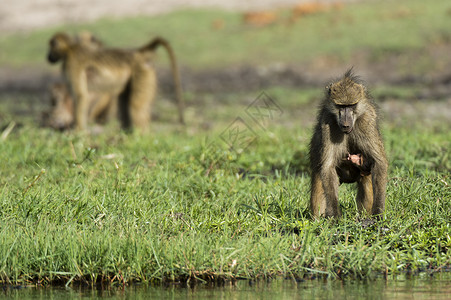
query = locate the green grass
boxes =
[0,0,450,287]
[1,0,451,69]
[0,90,449,285]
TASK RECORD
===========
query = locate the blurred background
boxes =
[0,0,450,130]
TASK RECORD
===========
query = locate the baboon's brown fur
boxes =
[74,31,104,50]
[309,69,388,218]
[44,32,116,130]
[47,32,184,131]
[45,82,116,130]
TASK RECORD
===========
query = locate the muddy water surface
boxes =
[3,273,451,299]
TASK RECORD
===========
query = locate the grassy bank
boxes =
[0,96,449,285]
[0,0,450,287]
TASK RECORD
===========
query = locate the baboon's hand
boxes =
[347,153,363,166]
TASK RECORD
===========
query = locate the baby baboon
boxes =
[74,31,104,50]
[47,32,184,131]
[44,82,74,130]
[309,69,388,218]
[44,82,116,130]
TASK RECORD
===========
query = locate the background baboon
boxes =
[44,82,116,130]
[309,69,388,218]
[47,32,184,131]
[43,82,74,130]
[74,31,104,50]
[44,32,116,130]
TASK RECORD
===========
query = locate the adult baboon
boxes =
[47,32,184,131]
[44,32,116,130]
[309,69,388,218]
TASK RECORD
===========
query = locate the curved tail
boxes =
[140,37,185,124]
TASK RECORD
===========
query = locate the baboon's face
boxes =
[47,34,70,64]
[336,104,357,134]
[326,79,363,134]
[47,85,74,130]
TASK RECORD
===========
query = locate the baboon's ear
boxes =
[325,84,332,95]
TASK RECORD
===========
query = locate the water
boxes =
[2,273,450,299]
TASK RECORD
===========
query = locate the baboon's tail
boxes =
[140,37,185,125]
